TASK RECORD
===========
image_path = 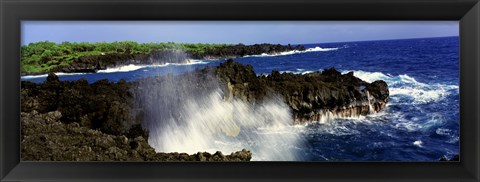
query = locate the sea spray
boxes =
[149,49,190,64]
[135,69,307,161]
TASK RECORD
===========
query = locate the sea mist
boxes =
[135,65,306,161]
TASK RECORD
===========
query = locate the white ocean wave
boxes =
[244,46,340,58]
[341,70,458,104]
[21,72,88,79]
[280,70,314,75]
[392,112,449,133]
[98,59,209,73]
[22,60,211,78]
[97,64,147,73]
[21,74,51,79]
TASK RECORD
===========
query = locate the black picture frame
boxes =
[1,0,479,181]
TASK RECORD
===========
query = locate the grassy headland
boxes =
[21,41,305,75]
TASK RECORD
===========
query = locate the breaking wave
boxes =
[95,60,209,73]
[139,73,307,161]
[341,70,458,104]
[97,64,147,73]
[21,72,88,79]
[21,60,210,80]
[244,46,340,58]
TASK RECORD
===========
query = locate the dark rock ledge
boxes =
[215,60,389,124]
[21,110,252,161]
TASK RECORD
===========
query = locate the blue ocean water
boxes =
[22,36,459,161]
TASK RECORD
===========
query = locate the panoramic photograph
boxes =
[20,21,459,161]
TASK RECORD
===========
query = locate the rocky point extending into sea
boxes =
[21,59,389,161]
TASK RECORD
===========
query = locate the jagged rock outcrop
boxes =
[266,69,388,124]
[21,110,252,161]
[214,60,389,124]
[21,73,141,138]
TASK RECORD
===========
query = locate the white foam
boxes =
[347,70,391,83]
[21,72,88,79]
[341,70,458,104]
[166,59,209,66]
[21,74,50,79]
[98,59,210,73]
[436,128,453,136]
[21,60,212,78]
[145,86,306,161]
[297,110,392,136]
[413,140,423,147]
[395,122,422,132]
[280,70,314,75]
[97,64,146,73]
[393,111,449,133]
[389,87,448,104]
[301,120,361,136]
[244,46,339,58]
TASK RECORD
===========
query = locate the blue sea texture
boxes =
[22,36,459,161]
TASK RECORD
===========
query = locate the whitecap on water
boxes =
[436,128,453,136]
[244,46,340,58]
[21,72,88,80]
[413,140,423,147]
[97,60,209,73]
[340,70,458,105]
[97,64,147,73]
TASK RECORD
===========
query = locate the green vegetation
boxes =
[21,41,233,74]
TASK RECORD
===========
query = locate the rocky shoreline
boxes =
[21,60,389,161]
[21,110,251,161]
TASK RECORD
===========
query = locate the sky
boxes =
[21,21,459,45]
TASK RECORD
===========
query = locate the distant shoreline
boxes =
[21,42,305,76]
